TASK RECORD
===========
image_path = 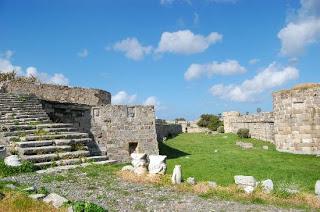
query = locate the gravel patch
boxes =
[2,169,302,212]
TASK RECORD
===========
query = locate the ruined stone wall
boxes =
[90,105,159,162]
[156,123,182,142]
[223,111,275,143]
[273,84,320,154]
[2,81,111,106]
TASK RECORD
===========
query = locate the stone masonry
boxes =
[223,112,274,143]
[1,81,111,106]
[273,83,320,154]
[0,81,159,163]
[224,83,320,155]
[90,105,159,162]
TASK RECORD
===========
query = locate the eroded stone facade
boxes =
[2,81,111,106]
[273,84,320,154]
[91,105,159,162]
[1,81,159,162]
[224,83,320,155]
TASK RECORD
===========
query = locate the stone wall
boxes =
[155,123,182,142]
[90,105,159,162]
[2,81,111,106]
[273,84,320,154]
[223,111,275,143]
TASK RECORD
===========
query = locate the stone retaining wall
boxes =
[2,81,111,106]
[223,111,275,143]
[273,84,320,154]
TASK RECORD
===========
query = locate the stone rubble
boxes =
[261,179,273,193]
[186,177,196,185]
[148,155,167,175]
[234,175,257,194]
[236,141,253,149]
[171,165,182,184]
[43,193,69,208]
[315,180,320,196]
[4,155,22,167]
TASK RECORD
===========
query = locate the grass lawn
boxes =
[160,133,320,193]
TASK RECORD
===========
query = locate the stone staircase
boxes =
[0,92,115,169]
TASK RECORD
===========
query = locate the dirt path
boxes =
[4,168,300,212]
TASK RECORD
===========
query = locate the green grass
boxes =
[160,133,320,193]
[0,160,36,177]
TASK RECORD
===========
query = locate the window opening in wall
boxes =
[129,142,138,155]
[127,107,135,118]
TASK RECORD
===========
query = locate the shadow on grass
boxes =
[159,142,190,159]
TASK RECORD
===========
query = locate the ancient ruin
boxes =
[0,81,159,168]
[223,83,320,155]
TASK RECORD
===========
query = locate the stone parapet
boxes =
[2,81,111,106]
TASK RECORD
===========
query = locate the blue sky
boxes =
[1,0,319,120]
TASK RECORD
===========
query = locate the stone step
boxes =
[7,132,89,142]
[34,156,110,168]
[0,112,48,120]
[24,133,89,141]
[2,123,74,132]
[3,127,77,137]
[1,119,51,126]
[16,140,54,148]
[22,150,90,163]
[18,145,72,155]
[15,138,91,148]
[2,111,48,117]
[0,117,49,123]
[0,103,42,107]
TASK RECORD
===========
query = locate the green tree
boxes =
[197,114,223,131]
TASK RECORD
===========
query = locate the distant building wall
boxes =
[2,81,111,106]
[223,111,275,143]
[155,123,182,142]
[273,84,320,154]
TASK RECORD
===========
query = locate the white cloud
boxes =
[160,0,174,5]
[210,63,299,102]
[184,60,246,80]
[0,51,69,85]
[77,49,88,58]
[26,66,69,85]
[143,96,160,109]
[112,91,137,105]
[0,57,22,74]
[249,58,260,65]
[113,37,152,60]
[278,0,320,57]
[3,50,14,59]
[156,30,222,55]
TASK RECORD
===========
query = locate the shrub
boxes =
[72,201,106,212]
[217,126,224,133]
[237,128,250,138]
[197,114,223,131]
[0,71,38,83]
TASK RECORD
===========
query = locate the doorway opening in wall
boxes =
[129,142,138,155]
